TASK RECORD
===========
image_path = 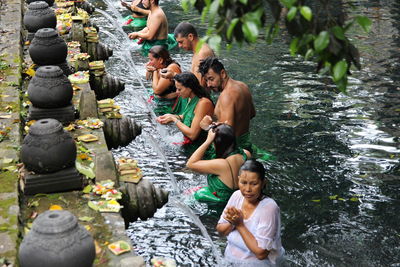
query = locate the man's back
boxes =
[147,6,168,40]
[215,79,255,137]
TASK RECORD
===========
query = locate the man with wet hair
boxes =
[128,0,176,56]
[199,57,256,153]
[160,22,214,85]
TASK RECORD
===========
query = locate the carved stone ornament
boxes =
[28,65,73,108]
[29,28,68,65]
[19,210,95,267]
[23,1,56,33]
[21,119,76,173]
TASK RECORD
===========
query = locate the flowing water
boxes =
[90,0,400,266]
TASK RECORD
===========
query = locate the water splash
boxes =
[169,196,226,266]
[93,1,224,265]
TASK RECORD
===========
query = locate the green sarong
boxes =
[237,132,274,161]
[122,15,147,31]
[172,97,188,115]
[194,176,233,204]
[194,148,247,204]
[147,88,176,116]
[140,33,178,57]
[181,96,214,159]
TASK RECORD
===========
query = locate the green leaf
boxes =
[313,31,330,52]
[286,6,297,22]
[227,18,239,40]
[244,8,264,27]
[280,0,296,8]
[332,26,345,40]
[290,37,299,56]
[329,195,338,200]
[239,0,247,4]
[300,6,312,21]
[208,0,220,25]
[356,16,372,33]
[266,23,280,44]
[333,60,348,82]
[335,76,348,93]
[311,199,320,202]
[76,161,95,179]
[79,216,94,222]
[242,20,259,43]
[349,197,359,202]
[304,48,314,60]
[181,0,190,12]
[195,38,206,53]
[83,185,92,194]
[208,35,222,53]
[88,201,99,211]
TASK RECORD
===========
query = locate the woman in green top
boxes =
[156,72,214,155]
[187,124,250,205]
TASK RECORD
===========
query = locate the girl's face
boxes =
[238,170,265,202]
[148,53,163,69]
[175,81,192,99]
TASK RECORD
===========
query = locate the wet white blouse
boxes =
[218,190,284,266]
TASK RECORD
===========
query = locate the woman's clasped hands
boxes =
[223,206,244,226]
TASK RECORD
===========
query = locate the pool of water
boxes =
[90,0,400,266]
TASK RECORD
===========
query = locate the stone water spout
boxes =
[23,1,56,41]
[29,28,72,75]
[19,210,95,267]
[87,42,113,61]
[27,65,75,122]
[89,72,125,100]
[120,179,169,227]
[76,0,96,14]
[20,119,83,194]
[103,116,141,149]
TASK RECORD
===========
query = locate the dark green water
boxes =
[91,0,400,265]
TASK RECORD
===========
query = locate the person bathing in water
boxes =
[198,57,256,153]
[156,72,214,156]
[146,45,181,115]
[187,124,250,204]
[217,159,284,266]
[121,0,149,31]
[127,0,177,56]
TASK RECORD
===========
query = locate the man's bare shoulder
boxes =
[197,43,214,58]
[226,79,248,93]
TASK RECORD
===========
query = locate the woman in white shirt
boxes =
[216,159,284,266]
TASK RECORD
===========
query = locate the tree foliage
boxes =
[181,0,372,92]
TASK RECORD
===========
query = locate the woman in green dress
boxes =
[156,72,214,155]
[187,124,251,205]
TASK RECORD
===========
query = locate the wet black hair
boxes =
[174,72,210,99]
[198,57,225,76]
[174,22,198,38]
[239,159,266,182]
[149,45,179,68]
[212,124,236,159]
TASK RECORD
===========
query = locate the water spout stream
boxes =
[93,1,224,264]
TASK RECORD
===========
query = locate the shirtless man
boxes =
[127,0,169,56]
[198,57,256,152]
[160,22,214,85]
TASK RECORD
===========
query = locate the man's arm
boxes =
[216,94,235,128]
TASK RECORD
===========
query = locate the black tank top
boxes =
[132,0,148,16]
